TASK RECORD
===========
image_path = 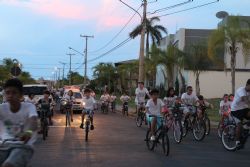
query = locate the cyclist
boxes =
[196,95,212,119]
[135,81,150,112]
[146,89,165,141]
[229,93,234,105]
[181,86,199,120]
[219,94,231,117]
[100,91,110,111]
[64,90,75,122]
[120,91,131,112]
[25,93,36,105]
[0,78,38,167]
[110,92,117,112]
[37,90,53,126]
[80,88,96,130]
[231,79,250,149]
[163,87,177,112]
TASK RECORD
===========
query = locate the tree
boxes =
[93,63,117,92]
[129,16,167,58]
[208,16,250,93]
[185,44,212,95]
[19,72,36,84]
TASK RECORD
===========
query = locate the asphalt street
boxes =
[31,110,250,167]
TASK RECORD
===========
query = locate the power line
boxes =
[88,5,142,54]
[158,0,220,18]
[148,0,193,14]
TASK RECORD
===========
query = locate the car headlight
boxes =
[82,102,86,106]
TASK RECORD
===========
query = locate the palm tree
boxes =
[93,63,117,92]
[208,16,250,93]
[129,16,167,58]
[185,44,212,95]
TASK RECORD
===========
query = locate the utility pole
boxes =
[66,53,75,85]
[119,0,147,82]
[80,35,94,87]
[59,61,66,86]
[138,0,147,82]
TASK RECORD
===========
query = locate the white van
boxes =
[23,84,48,102]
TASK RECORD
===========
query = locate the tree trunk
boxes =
[178,68,186,95]
[146,32,150,58]
[230,44,237,94]
[195,72,200,96]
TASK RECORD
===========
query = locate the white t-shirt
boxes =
[135,87,149,104]
[110,95,117,102]
[100,94,110,102]
[219,100,231,113]
[120,95,130,102]
[231,87,250,111]
[0,102,38,145]
[164,96,177,107]
[83,96,96,110]
[181,93,198,106]
[146,99,164,116]
[25,97,36,105]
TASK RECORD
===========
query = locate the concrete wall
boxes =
[186,70,250,98]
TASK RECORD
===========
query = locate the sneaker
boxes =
[80,123,84,129]
[90,125,94,130]
[150,135,156,141]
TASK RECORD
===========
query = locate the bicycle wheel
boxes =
[221,124,237,151]
[85,122,89,141]
[42,119,47,140]
[182,120,188,137]
[205,116,210,135]
[173,120,183,143]
[161,132,170,156]
[192,119,206,141]
[217,121,223,138]
[136,112,143,127]
[146,129,154,150]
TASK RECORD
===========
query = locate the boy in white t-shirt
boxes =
[219,94,231,116]
[80,88,96,130]
[146,89,164,141]
[0,79,38,167]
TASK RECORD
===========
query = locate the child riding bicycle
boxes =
[0,79,38,167]
[80,88,96,130]
[145,89,165,141]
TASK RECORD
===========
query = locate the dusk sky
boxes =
[0,0,249,80]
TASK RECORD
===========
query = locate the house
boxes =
[156,15,250,98]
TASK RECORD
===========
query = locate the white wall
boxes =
[186,70,250,98]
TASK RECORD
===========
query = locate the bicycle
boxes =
[135,102,146,127]
[217,112,231,138]
[165,105,184,143]
[0,139,34,167]
[83,109,94,142]
[101,101,109,114]
[221,118,250,151]
[61,99,72,127]
[122,102,129,116]
[200,105,211,135]
[39,109,49,140]
[145,115,170,156]
[182,106,206,141]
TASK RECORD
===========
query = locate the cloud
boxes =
[1,0,136,29]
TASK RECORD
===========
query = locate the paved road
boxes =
[31,110,250,167]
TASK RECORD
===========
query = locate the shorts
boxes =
[82,109,94,116]
[0,144,33,167]
[146,114,162,128]
[231,108,250,124]
[183,106,196,114]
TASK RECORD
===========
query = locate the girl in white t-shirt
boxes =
[146,89,164,141]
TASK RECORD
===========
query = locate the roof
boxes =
[114,59,137,67]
